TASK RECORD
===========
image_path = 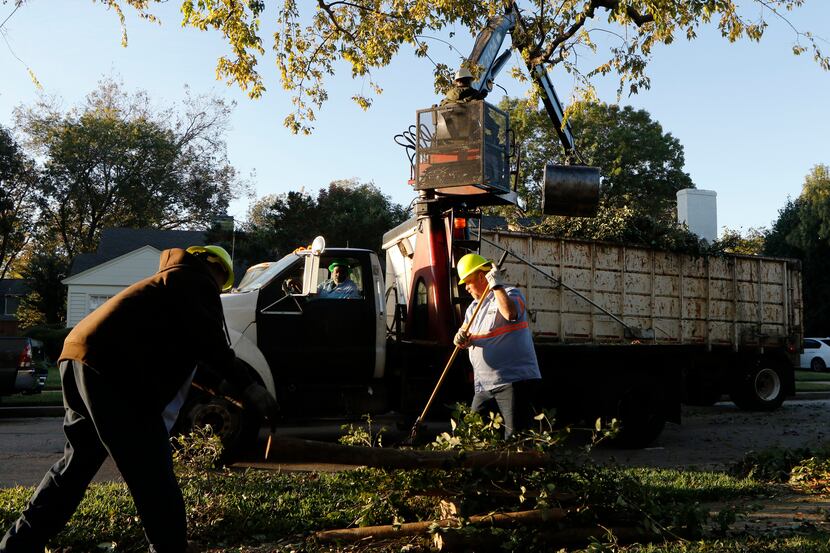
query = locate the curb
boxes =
[0,405,64,418]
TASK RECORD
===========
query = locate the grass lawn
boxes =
[0,390,63,406]
[795,369,830,382]
[1,427,828,553]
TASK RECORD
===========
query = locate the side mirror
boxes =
[310,235,326,255]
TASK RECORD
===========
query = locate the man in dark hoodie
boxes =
[0,245,277,553]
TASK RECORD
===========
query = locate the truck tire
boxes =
[175,391,260,458]
[730,362,786,411]
[610,385,666,448]
[173,362,264,458]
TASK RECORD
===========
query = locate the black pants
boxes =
[471,379,541,438]
[0,360,186,553]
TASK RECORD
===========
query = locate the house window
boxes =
[4,295,20,316]
[88,294,113,314]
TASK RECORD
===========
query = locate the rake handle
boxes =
[408,250,509,440]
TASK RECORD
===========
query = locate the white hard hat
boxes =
[454,67,474,81]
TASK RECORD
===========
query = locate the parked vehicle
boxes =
[800,338,830,371]
[0,337,48,397]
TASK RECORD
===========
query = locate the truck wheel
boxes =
[730,363,786,411]
[811,357,827,372]
[609,385,666,449]
[175,391,259,458]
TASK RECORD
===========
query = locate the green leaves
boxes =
[92,1,827,134]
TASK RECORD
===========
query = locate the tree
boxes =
[86,1,828,134]
[15,78,246,259]
[239,180,408,263]
[718,227,766,255]
[503,99,693,217]
[0,125,37,281]
[764,165,830,334]
[15,250,70,328]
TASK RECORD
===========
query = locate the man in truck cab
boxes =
[317,259,360,299]
[453,253,541,438]
[0,245,278,553]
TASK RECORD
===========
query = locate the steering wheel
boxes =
[282,278,301,294]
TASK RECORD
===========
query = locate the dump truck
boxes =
[177,214,801,451]
[176,4,802,450]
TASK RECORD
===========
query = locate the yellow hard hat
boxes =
[457,253,491,285]
[187,245,234,291]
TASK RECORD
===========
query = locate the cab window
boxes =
[316,257,363,299]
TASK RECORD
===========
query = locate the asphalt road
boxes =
[2,399,830,487]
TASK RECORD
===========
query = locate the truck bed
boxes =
[480,230,803,350]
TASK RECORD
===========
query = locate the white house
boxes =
[62,228,207,327]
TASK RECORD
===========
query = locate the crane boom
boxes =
[466,4,576,157]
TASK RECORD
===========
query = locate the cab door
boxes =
[255,252,377,415]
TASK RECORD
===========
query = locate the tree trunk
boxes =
[249,436,553,470]
[314,508,568,543]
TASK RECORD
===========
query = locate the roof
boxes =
[68,228,206,276]
[0,279,30,296]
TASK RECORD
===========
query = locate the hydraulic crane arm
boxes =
[466,3,576,157]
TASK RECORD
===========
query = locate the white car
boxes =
[800,338,830,372]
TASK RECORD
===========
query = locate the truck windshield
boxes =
[234,254,298,292]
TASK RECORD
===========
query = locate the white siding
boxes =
[63,246,164,327]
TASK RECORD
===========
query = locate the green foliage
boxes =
[15,78,244,259]
[500,99,693,218]
[339,415,387,448]
[718,227,766,255]
[16,252,69,328]
[730,446,830,483]
[238,179,408,261]
[91,2,827,134]
[790,456,830,494]
[0,125,37,280]
[430,403,508,450]
[172,425,225,471]
[764,164,830,334]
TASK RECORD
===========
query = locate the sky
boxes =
[1,1,828,237]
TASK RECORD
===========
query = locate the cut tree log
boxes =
[245,436,553,470]
[314,508,567,543]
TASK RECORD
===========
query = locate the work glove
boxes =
[454,328,471,349]
[243,382,280,424]
[485,266,505,289]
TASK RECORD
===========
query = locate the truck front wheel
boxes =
[730,362,786,411]
[173,375,262,458]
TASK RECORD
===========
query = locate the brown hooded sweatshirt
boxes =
[60,248,247,410]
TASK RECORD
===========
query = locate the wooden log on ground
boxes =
[247,436,553,470]
[314,508,567,543]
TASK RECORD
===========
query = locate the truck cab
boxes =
[222,247,387,419]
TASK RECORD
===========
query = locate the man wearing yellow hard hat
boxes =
[454,253,541,438]
[1,245,278,553]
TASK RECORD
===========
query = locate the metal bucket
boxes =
[542,164,601,217]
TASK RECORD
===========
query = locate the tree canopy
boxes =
[86,1,828,134]
[0,125,37,281]
[503,99,693,217]
[764,164,830,334]
[236,180,408,264]
[15,79,246,259]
